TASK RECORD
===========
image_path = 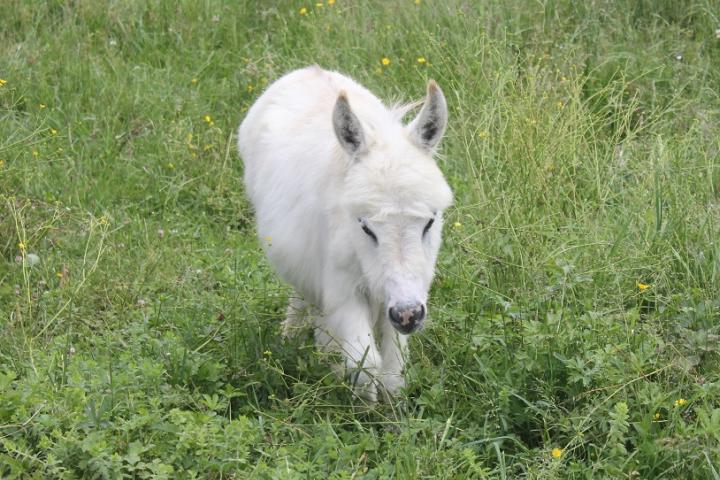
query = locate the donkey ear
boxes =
[408,80,447,152]
[333,93,367,157]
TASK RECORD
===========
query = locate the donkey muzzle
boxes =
[388,303,426,335]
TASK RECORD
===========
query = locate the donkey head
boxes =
[333,81,453,334]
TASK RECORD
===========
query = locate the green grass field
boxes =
[2,1,720,477]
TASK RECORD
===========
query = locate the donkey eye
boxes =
[359,220,378,244]
[422,218,435,237]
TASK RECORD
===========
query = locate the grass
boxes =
[1,0,719,477]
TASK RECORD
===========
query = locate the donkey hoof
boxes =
[351,372,378,404]
[379,374,405,399]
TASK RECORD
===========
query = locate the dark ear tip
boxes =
[337,91,349,104]
[427,80,440,93]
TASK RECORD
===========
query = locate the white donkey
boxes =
[237,66,453,401]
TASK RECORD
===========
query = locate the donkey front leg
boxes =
[314,298,381,402]
[283,294,309,339]
[378,318,409,397]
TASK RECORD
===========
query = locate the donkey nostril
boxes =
[388,307,400,324]
[414,304,426,322]
[389,306,412,326]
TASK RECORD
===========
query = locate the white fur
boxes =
[238,66,453,401]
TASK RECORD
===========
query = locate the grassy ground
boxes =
[2,0,720,477]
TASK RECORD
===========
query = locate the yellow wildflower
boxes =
[39,103,47,109]
[191,78,198,84]
[328,0,335,4]
[417,56,427,64]
[0,159,4,169]
[56,271,64,278]
[316,2,323,7]
[381,57,391,66]
[203,115,214,126]
[32,150,39,157]
[414,0,420,4]
[653,412,661,421]
[453,222,462,228]
[551,448,562,459]
[674,398,686,407]
[556,101,565,109]
[478,130,489,139]
[299,7,307,15]
[0,79,6,87]
[50,128,58,136]
[247,84,254,93]
[167,162,175,169]
[637,282,651,291]
[263,350,272,357]
[18,242,27,252]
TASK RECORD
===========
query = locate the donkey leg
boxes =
[314,299,381,402]
[378,319,409,397]
[282,295,308,339]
